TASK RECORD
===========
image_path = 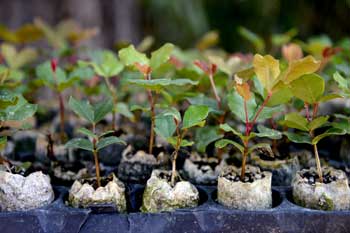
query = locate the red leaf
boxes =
[51,58,58,73]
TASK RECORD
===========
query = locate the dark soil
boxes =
[223,171,265,183]
[80,174,114,189]
[301,170,337,185]
[158,171,180,183]
[193,161,218,173]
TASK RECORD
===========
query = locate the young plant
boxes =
[65,96,125,187]
[119,43,198,154]
[0,91,37,168]
[0,43,38,90]
[78,50,124,130]
[36,60,93,142]
[154,105,210,186]
[215,53,323,180]
[280,73,346,182]
[215,79,282,180]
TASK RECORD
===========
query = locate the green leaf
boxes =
[332,119,350,134]
[167,137,194,147]
[284,131,311,144]
[65,138,93,152]
[0,90,18,108]
[333,72,349,91]
[127,78,198,92]
[312,128,346,145]
[255,125,282,139]
[267,82,293,106]
[248,143,271,154]
[79,50,124,78]
[290,73,325,104]
[97,136,126,151]
[161,107,181,121]
[215,139,244,153]
[187,94,220,113]
[118,45,149,66]
[182,105,209,129]
[318,93,343,103]
[93,98,113,123]
[68,96,94,123]
[308,116,329,131]
[195,126,223,153]
[2,95,37,121]
[78,127,96,139]
[256,105,284,121]
[219,123,242,137]
[150,43,174,70]
[282,56,321,84]
[227,91,256,122]
[155,114,176,139]
[253,54,280,91]
[280,112,309,131]
[68,66,94,81]
[115,103,134,120]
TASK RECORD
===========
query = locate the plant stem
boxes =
[92,123,101,187]
[104,77,117,131]
[145,73,155,155]
[305,103,310,122]
[58,93,65,143]
[313,143,323,183]
[52,66,65,143]
[46,133,55,161]
[208,73,221,110]
[171,122,182,187]
[240,93,272,180]
[310,102,323,182]
[240,144,248,180]
[250,92,272,127]
[93,148,101,187]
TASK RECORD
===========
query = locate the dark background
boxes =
[0,0,349,51]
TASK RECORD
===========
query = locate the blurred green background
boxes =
[0,0,349,51]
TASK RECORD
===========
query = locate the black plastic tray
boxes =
[1,185,350,233]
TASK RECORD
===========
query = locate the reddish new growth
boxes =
[320,47,342,71]
[51,58,66,143]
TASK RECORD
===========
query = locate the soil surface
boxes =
[223,170,265,183]
[301,170,337,185]
[80,174,114,189]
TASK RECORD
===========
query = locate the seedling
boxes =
[0,91,37,169]
[154,105,210,186]
[215,53,324,180]
[280,73,345,182]
[65,96,125,187]
[119,43,198,154]
[36,59,93,142]
[0,43,38,90]
[78,50,125,130]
